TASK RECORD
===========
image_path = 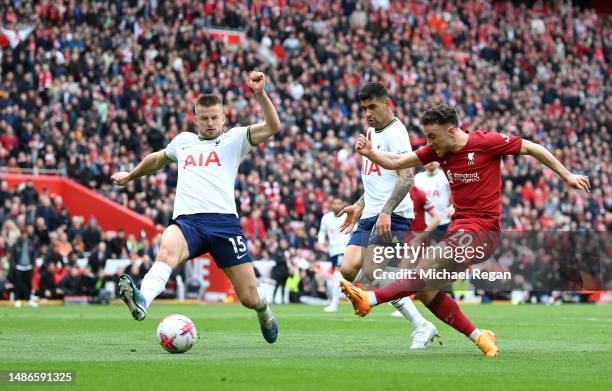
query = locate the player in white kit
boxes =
[111,71,280,343]
[318,197,350,312]
[414,162,453,241]
[337,82,438,349]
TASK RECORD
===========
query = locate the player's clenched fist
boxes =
[247,71,266,93]
[110,171,130,186]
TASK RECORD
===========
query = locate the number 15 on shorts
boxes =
[228,236,247,255]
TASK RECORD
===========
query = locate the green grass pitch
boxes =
[1,303,611,390]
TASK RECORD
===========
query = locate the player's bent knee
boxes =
[237,289,259,309]
[340,263,359,282]
[155,249,181,269]
[340,247,364,281]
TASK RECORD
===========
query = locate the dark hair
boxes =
[196,94,223,108]
[356,82,388,101]
[421,104,459,127]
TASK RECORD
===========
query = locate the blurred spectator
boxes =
[88,242,108,274]
[82,217,102,251]
[139,255,153,278]
[242,209,267,242]
[58,266,82,296]
[108,229,126,258]
[35,196,58,232]
[9,227,36,306]
[38,261,59,300]
[1,219,20,248]
[20,181,38,205]
[123,259,143,286]
[271,239,290,304]
[33,217,50,246]
[53,230,73,258]
[80,266,98,296]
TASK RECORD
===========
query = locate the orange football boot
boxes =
[476,329,500,357]
[339,280,372,317]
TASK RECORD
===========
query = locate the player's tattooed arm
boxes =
[354,194,365,209]
[381,168,414,215]
[377,168,413,242]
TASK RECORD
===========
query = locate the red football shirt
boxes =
[415,130,522,224]
[409,186,434,232]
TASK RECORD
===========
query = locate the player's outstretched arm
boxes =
[520,139,590,193]
[246,71,282,145]
[355,132,423,170]
[110,150,171,186]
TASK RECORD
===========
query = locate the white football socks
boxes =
[329,270,343,308]
[390,297,426,328]
[469,328,482,342]
[255,287,273,324]
[366,291,378,306]
[140,261,173,308]
[370,267,427,328]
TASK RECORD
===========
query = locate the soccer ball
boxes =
[156,314,198,353]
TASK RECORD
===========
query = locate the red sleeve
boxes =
[483,131,522,156]
[414,145,439,165]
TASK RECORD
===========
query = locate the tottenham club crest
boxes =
[467,152,475,165]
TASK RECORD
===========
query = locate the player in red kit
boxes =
[396,185,486,351]
[340,103,590,356]
[406,186,440,245]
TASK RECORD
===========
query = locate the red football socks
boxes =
[425,292,477,338]
[373,276,426,303]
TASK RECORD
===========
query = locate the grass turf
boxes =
[1,303,611,390]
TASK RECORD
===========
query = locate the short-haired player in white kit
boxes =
[337,82,438,349]
[318,197,350,312]
[110,71,281,343]
[414,161,454,242]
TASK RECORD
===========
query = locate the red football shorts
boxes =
[439,217,501,268]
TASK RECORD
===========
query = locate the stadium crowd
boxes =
[0,0,610,302]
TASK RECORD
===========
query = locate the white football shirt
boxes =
[164,127,253,218]
[361,117,414,219]
[318,211,350,257]
[414,169,451,225]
